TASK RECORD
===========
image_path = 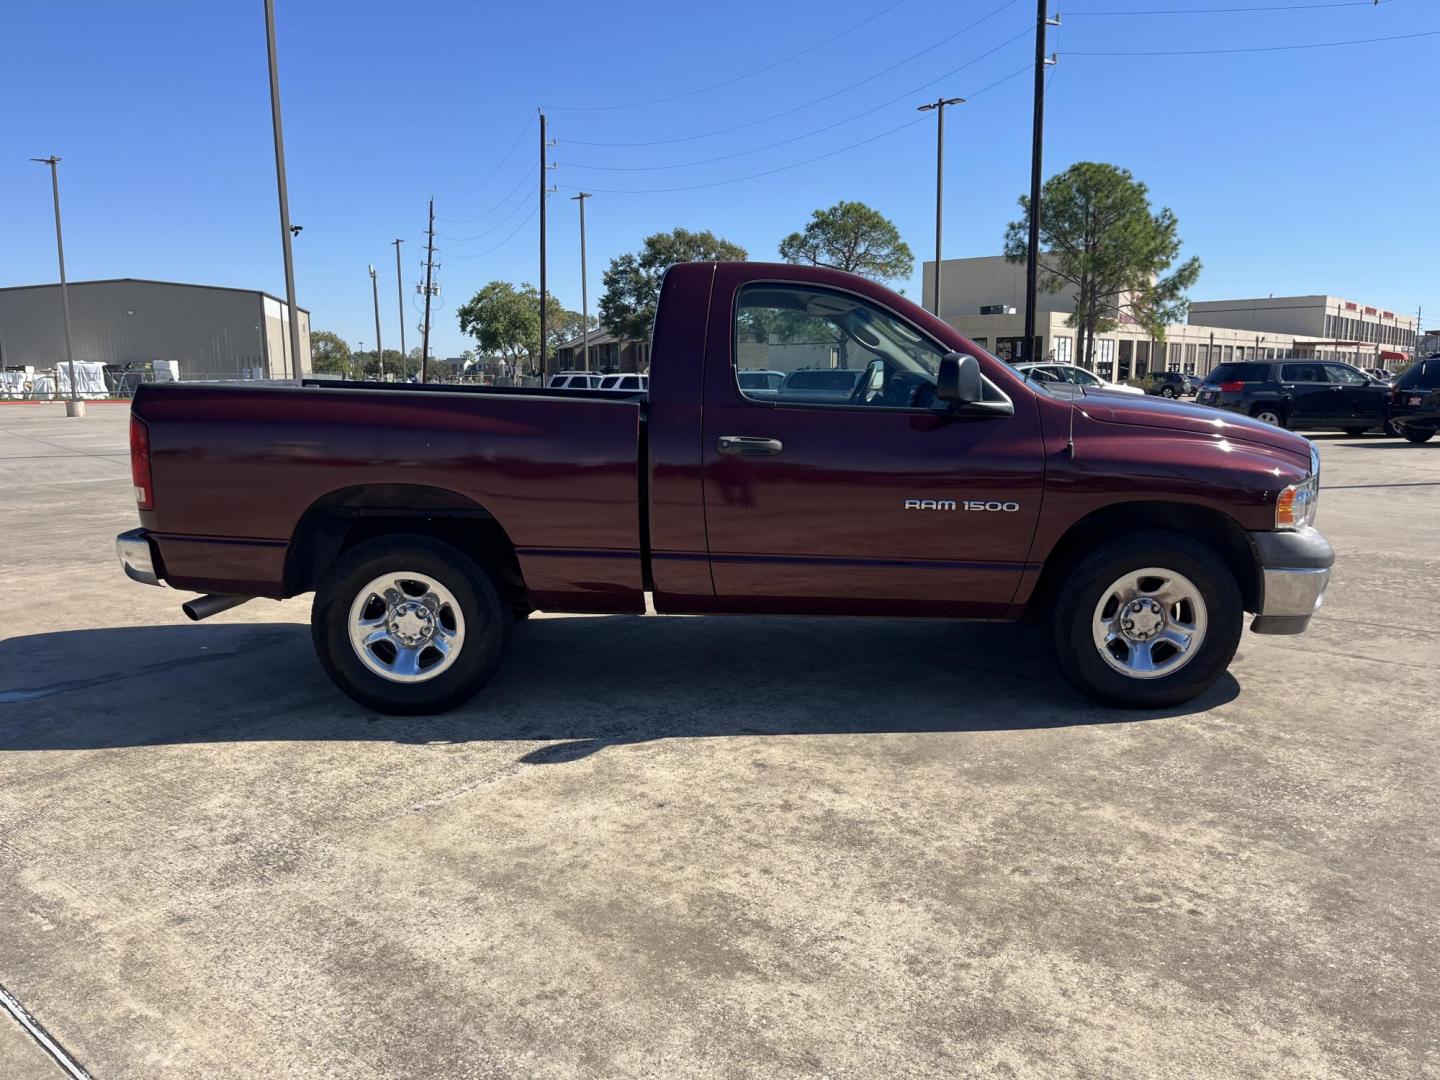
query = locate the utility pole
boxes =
[538,110,557,378]
[917,96,964,316]
[392,239,406,380]
[571,192,592,371]
[264,0,304,384]
[1023,2,1060,363]
[30,156,82,417]
[369,264,384,381]
[420,197,436,383]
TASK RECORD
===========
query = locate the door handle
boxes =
[717,435,783,456]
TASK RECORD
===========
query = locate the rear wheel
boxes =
[1047,530,1243,708]
[1251,405,1286,428]
[311,534,512,714]
[1403,426,1436,444]
[1161,386,1177,398]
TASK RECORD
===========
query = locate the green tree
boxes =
[456,281,573,375]
[310,330,351,375]
[600,228,747,341]
[778,200,913,283]
[1003,162,1201,367]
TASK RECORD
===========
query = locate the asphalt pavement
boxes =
[0,402,1436,1078]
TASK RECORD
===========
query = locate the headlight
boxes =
[1276,445,1320,530]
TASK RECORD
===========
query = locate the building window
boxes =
[1184,343,1197,374]
[1223,345,1234,364]
[1168,342,1182,371]
[1054,335,1072,364]
[1096,338,1116,378]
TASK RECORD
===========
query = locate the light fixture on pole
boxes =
[571,192,592,372]
[392,239,406,381]
[917,96,964,317]
[369,264,384,381]
[1022,2,1060,363]
[264,0,304,384]
[31,155,82,417]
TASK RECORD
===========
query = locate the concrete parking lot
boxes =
[1,402,1436,1079]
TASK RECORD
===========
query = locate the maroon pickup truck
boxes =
[117,262,1333,714]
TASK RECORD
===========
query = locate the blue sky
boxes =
[3,0,1436,358]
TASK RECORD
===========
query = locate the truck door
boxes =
[699,275,1045,618]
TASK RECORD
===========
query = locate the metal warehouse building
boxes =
[0,278,312,380]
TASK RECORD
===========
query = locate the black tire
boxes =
[1047,530,1243,709]
[311,534,512,715]
[1250,405,1286,428]
[1161,386,1177,398]
[1403,426,1436,444]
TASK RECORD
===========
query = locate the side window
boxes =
[1069,369,1103,388]
[1324,364,1367,386]
[735,283,948,408]
[1281,363,1324,382]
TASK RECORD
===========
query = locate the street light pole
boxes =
[1023,3,1060,364]
[30,156,82,416]
[571,192,592,372]
[264,0,304,384]
[917,96,964,317]
[369,264,384,381]
[392,239,406,380]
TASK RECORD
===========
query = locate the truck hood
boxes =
[1076,392,1314,464]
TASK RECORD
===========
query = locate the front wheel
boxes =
[1047,530,1243,708]
[311,534,512,714]
[1403,426,1436,444]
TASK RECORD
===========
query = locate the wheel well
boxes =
[284,485,528,609]
[1028,501,1261,615]
[1250,401,1284,419]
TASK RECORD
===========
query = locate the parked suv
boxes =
[1389,356,1440,443]
[1146,371,1199,399]
[1195,359,1390,435]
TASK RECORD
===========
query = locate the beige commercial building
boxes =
[923,256,1417,380]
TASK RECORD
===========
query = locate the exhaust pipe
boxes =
[182,594,253,622]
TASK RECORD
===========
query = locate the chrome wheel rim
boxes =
[347,572,465,683]
[1092,567,1208,680]
[1255,410,1282,426]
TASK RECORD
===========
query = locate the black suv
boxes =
[1389,356,1440,443]
[1195,359,1391,435]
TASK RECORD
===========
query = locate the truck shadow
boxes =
[0,615,1239,758]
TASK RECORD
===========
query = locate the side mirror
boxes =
[937,352,983,405]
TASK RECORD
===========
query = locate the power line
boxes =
[436,205,539,259]
[435,183,539,241]
[564,0,1020,147]
[1069,27,1436,53]
[558,26,1032,173]
[549,0,909,111]
[555,62,1034,196]
[437,115,535,201]
[435,163,538,223]
[1068,1,1392,13]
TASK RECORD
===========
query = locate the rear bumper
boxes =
[116,528,164,587]
[1248,527,1333,635]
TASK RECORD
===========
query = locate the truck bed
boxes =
[131,381,647,611]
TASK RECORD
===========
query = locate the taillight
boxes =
[130,415,154,510]
[1218,380,1245,393]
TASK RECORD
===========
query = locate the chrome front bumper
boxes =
[116,528,163,587]
[1249,527,1333,635]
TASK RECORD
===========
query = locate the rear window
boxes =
[1397,359,1440,390]
[1208,363,1271,383]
